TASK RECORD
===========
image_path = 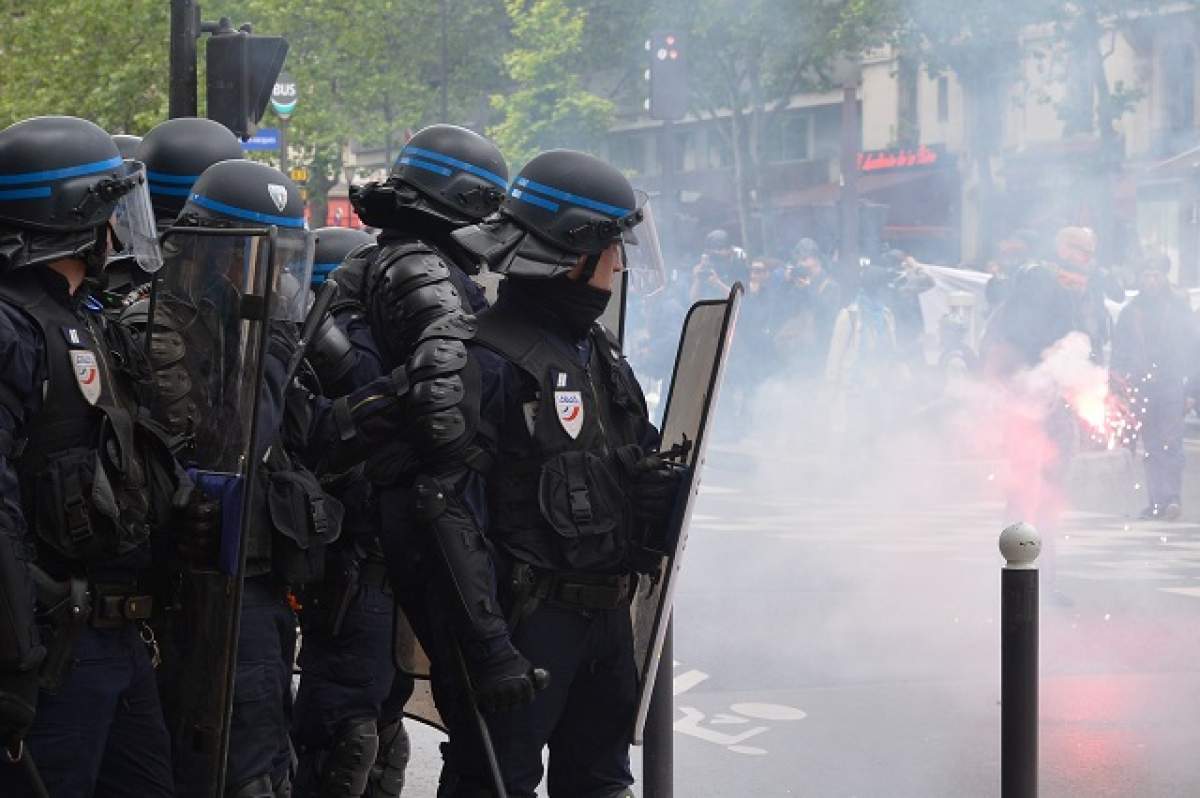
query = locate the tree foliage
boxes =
[0,0,170,132]
[489,0,616,168]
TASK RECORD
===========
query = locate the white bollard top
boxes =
[999,522,1041,569]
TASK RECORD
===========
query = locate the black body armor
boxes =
[473,304,648,574]
[0,272,169,568]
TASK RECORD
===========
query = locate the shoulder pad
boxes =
[417,311,477,345]
[370,245,449,298]
[328,243,378,303]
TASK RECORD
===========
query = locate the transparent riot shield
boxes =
[631,283,743,742]
[147,224,286,798]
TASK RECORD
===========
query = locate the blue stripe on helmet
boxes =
[311,262,338,285]
[399,156,453,178]
[402,146,508,190]
[0,156,124,186]
[188,193,306,229]
[0,186,52,200]
[510,187,559,213]
[147,170,200,185]
[514,177,630,218]
[149,183,193,197]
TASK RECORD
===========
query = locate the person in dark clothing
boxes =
[422,149,677,797]
[1111,258,1198,520]
[777,237,842,378]
[0,116,179,798]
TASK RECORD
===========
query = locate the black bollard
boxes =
[644,616,674,798]
[1000,522,1041,798]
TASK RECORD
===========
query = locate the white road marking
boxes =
[673,669,709,696]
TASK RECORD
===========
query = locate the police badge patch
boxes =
[70,350,101,404]
[267,183,289,212]
[554,390,583,439]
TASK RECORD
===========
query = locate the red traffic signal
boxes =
[648,31,687,121]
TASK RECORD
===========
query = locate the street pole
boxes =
[439,0,450,123]
[644,616,674,798]
[999,522,1040,798]
[279,120,290,174]
[839,83,859,286]
[169,0,200,118]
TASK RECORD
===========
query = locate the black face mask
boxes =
[508,275,611,339]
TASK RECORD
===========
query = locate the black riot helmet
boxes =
[312,226,374,286]
[112,134,143,160]
[136,117,244,225]
[171,159,314,322]
[350,124,508,229]
[0,115,160,274]
[453,149,661,280]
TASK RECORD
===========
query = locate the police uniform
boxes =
[0,116,179,797]
[131,159,327,798]
[422,149,675,798]
[292,226,409,798]
[290,126,510,798]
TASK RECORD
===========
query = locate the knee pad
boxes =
[320,716,379,798]
[230,774,275,798]
[367,718,411,798]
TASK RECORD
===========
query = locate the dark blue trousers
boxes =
[225,578,297,794]
[0,624,173,798]
[292,575,398,792]
[1141,391,1186,509]
[437,603,637,798]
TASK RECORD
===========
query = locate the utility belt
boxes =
[30,564,155,691]
[508,561,633,624]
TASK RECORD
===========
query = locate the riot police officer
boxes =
[0,116,180,796]
[423,149,679,797]
[134,159,330,798]
[135,117,244,230]
[292,225,411,798]
[295,126,510,796]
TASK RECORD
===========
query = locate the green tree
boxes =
[0,0,170,132]
[489,0,617,168]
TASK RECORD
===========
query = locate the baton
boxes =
[452,642,509,798]
[283,278,340,389]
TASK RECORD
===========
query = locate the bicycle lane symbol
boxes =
[672,662,807,756]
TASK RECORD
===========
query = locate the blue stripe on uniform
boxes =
[509,187,559,212]
[515,177,630,218]
[399,156,452,178]
[0,156,123,186]
[0,186,52,201]
[147,170,200,185]
[188,193,306,229]
[402,146,508,189]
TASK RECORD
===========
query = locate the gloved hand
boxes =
[628,452,684,528]
[469,641,540,714]
[0,668,38,756]
[176,491,221,567]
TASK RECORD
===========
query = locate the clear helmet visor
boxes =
[621,192,666,295]
[111,161,164,274]
[270,228,315,322]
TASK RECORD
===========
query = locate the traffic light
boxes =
[647,31,688,121]
[206,28,289,140]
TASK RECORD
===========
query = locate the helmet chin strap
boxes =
[581,251,602,280]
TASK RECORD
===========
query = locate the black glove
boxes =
[0,668,38,755]
[176,491,221,567]
[469,641,539,714]
[628,452,684,528]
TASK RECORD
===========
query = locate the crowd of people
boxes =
[627,222,1200,524]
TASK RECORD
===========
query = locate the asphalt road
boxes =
[404,436,1200,797]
